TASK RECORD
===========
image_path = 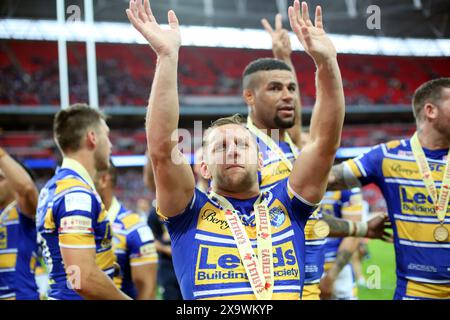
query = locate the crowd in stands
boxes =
[1,40,449,107]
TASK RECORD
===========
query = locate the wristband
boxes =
[348,221,355,236]
[354,222,368,237]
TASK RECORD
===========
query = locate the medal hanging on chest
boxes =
[209,191,274,300]
[411,133,450,242]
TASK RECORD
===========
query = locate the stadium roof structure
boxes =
[1,0,449,39]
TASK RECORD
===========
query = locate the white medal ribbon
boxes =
[410,132,450,226]
[208,191,274,300]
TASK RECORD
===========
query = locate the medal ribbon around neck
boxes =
[247,116,298,171]
[410,132,450,226]
[208,190,274,300]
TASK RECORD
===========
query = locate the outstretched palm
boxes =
[288,1,336,64]
[126,0,181,57]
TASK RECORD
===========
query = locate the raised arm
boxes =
[0,147,38,219]
[261,14,302,147]
[127,0,195,217]
[287,1,345,204]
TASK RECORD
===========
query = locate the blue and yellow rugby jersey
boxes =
[254,136,328,299]
[0,202,39,300]
[322,189,363,266]
[164,178,316,300]
[108,197,158,299]
[258,140,297,191]
[343,139,450,300]
[36,158,115,300]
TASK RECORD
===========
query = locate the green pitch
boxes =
[358,240,396,300]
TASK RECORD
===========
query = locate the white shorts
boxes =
[333,264,357,300]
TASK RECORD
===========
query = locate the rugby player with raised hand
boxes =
[127,0,345,299]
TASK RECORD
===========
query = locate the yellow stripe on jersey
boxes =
[301,284,320,300]
[398,186,450,217]
[114,234,127,251]
[406,280,450,299]
[386,140,401,150]
[97,206,108,224]
[59,233,95,248]
[197,200,291,237]
[346,160,363,178]
[261,162,291,187]
[4,207,19,221]
[324,261,333,272]
[0,253,17,268]
[396,220,450,243]
[55,178,91,194]
[96,250,115,271]
[30,255,36,272]
[113,274,123,289]
[0,227,6,249]
[381,158,445,181]
[44,208,55,230]
[121,214,141,230]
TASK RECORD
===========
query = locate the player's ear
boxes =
[200,160,212,180]
[243,88,255,108]
[423,102,439,120]
[85,129,97,150]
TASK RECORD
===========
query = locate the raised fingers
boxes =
[136,0,149,23]
[126,1,143,28]
[288,5,300,35]
[275,13,283,31]
[315,5,323,29]
[168,10,179,30]
[144,0,155,21]
[261,18,274,34]
[301,1,313,27]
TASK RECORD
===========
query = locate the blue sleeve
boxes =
[344,144,384,186]
[268,178,318,228]
[164,188,205,243]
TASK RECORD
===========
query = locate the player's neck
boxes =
[101,192,113,211]
[251,116,287,142]
[65,151,97,181]
[212,184,260,200]
[417,125,450,150]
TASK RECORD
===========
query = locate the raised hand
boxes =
[261,13,292,61]
[288,1,336,64]
[126,0,181,57]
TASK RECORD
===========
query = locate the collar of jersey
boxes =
[407,139,449,160]
[107,196,121,224]
[60,157,96,191]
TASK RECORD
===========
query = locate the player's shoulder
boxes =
[381,139,411,154]
[117,210,145,231]
[53,170,95,198]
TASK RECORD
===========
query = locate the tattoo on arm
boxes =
[333,250,353,275]
[327,164,349,191]
[323,214,350,237]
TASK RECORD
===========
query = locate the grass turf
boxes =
[358,239,397,300]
